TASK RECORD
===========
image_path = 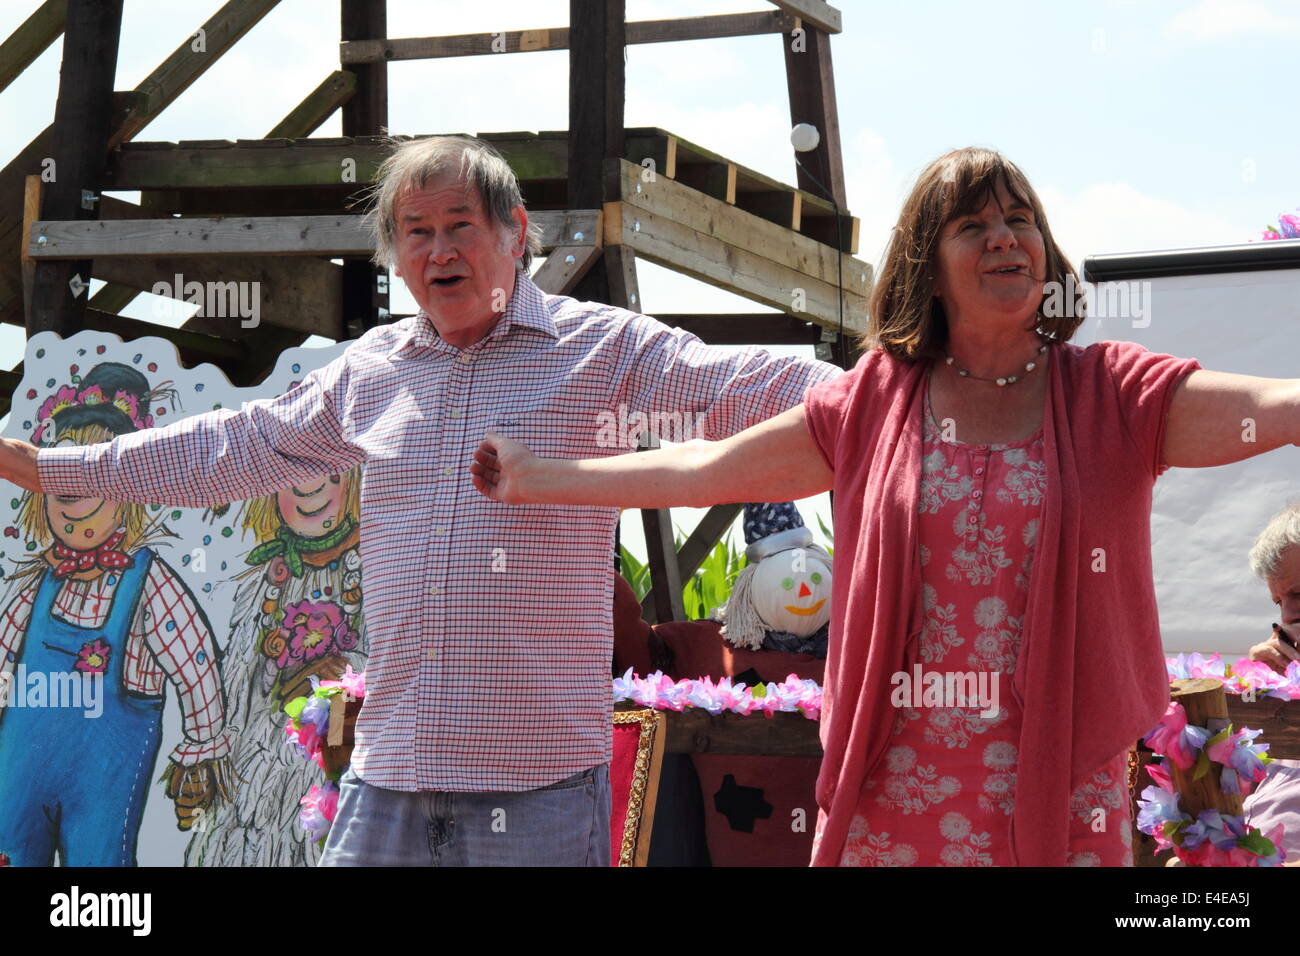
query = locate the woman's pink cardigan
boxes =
[802,340,1201,866]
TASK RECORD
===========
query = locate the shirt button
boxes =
[975,467,985,476]
[973,490,982,499]
[435,527,447,536]
[458,354,472,364]
[442,466,453,477]
[426,648,438,661]
[968,515,977,524]
[428,585,440,596]
[450,409,462,419]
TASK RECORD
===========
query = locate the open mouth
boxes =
[987,265,1027,276]
[430,276,466,289]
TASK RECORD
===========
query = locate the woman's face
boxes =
[933,179,1047,332]
[276,473,347,538]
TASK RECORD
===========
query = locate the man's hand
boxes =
[470,430,542,504]
[1248,623,1300,676]
[0,438,41,493]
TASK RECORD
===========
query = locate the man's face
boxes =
[1266,545,1300,626]
[392,173,527,348]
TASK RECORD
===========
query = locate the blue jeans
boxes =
[318,764,612,866]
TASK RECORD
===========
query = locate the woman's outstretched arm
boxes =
[470,403,833,508]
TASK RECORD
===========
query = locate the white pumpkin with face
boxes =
[748,550,832,636]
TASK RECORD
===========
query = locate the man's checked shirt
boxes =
[39,271,841,791]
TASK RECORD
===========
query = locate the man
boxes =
[0,135,841,866]
[1247,501,1300,674]
[1242,502,1300,860]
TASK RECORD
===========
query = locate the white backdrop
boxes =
[1075,266,1300,657]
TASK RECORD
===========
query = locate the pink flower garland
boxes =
[612,668,822,720]
[1136,701,1285,866]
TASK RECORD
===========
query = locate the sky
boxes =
[1,0,1295,562]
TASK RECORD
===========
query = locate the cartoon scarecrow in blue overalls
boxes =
[0,362,233,865]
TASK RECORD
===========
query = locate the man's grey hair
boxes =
[1249,501,1300,579]
[363,135,544,272]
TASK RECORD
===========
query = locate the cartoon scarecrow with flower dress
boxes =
[186,465,366,867]
[0,362,233,866]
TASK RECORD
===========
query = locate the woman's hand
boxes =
[1247,623,1300,676]
[470,431,543,504]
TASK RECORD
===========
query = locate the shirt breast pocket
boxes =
[489,377,614,459]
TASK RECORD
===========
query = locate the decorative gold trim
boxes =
[612,708,665,867]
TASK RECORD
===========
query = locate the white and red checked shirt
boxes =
[39,271,841,791]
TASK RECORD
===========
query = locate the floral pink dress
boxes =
[836,376,1133,866]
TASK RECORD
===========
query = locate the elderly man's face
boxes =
[392,172,527,348]
[1267,545,1300,626]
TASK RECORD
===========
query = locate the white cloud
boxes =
[1036,181,1243,269]
[1167,0,1300,39]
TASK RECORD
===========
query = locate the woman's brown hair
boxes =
[864,147,1084,361]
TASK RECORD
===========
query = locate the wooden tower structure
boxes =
[1,0,870,624]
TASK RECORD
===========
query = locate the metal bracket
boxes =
[376,273,388,294]
[80,189,99,211]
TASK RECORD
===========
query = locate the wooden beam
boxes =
[784,18,846,207]
[660,707,823,756]
[531,244,602,296]
[82,309,248,363]
[770,0,842,34]
[0,0,67,96]
[110,0,283,149]
[340,11,794,62]
[609,201,867,332]
[20,175,41,325]
[0,1,284,326]
[614,159,870,299]
[86,255,343,339]
[568,0,625,307]
[640,503,743,620]
[28,0,124,339]
[340,0,388,337]
[641,502,686,625]
[29,210,600,259]
[266,70,357,138]
[654,313,822,346]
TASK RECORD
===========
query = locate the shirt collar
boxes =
[386,270,557,360]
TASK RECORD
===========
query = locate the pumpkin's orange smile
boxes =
[783,598,826,616]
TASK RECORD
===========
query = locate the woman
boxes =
[471,148,1300,866]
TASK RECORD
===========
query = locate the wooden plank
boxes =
[611,201,867,332]
[641,499,686,625]
[340,1,388,338]
[87,254,343,339]
[1226,694,1300,760]
[340,11,793,62]
[20,176,41,325]
[640,503,743,619]
[266,70,356,138]
[784,18,846,206]
[110,0,284,149]
[531,244,602,296]
[0,0,67,96]
[28,0,124,339]
[139,186,363,218]
[30,210,601,259]
[655,313,821,346]
[568,0,625,307]
[82,308,248,363]
[771,0,842,34]
[614,159,870,299]
[660,708,822,756]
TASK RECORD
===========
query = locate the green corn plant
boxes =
[617,544,651,600]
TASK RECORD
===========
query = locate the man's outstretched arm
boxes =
[1,353,366,507]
